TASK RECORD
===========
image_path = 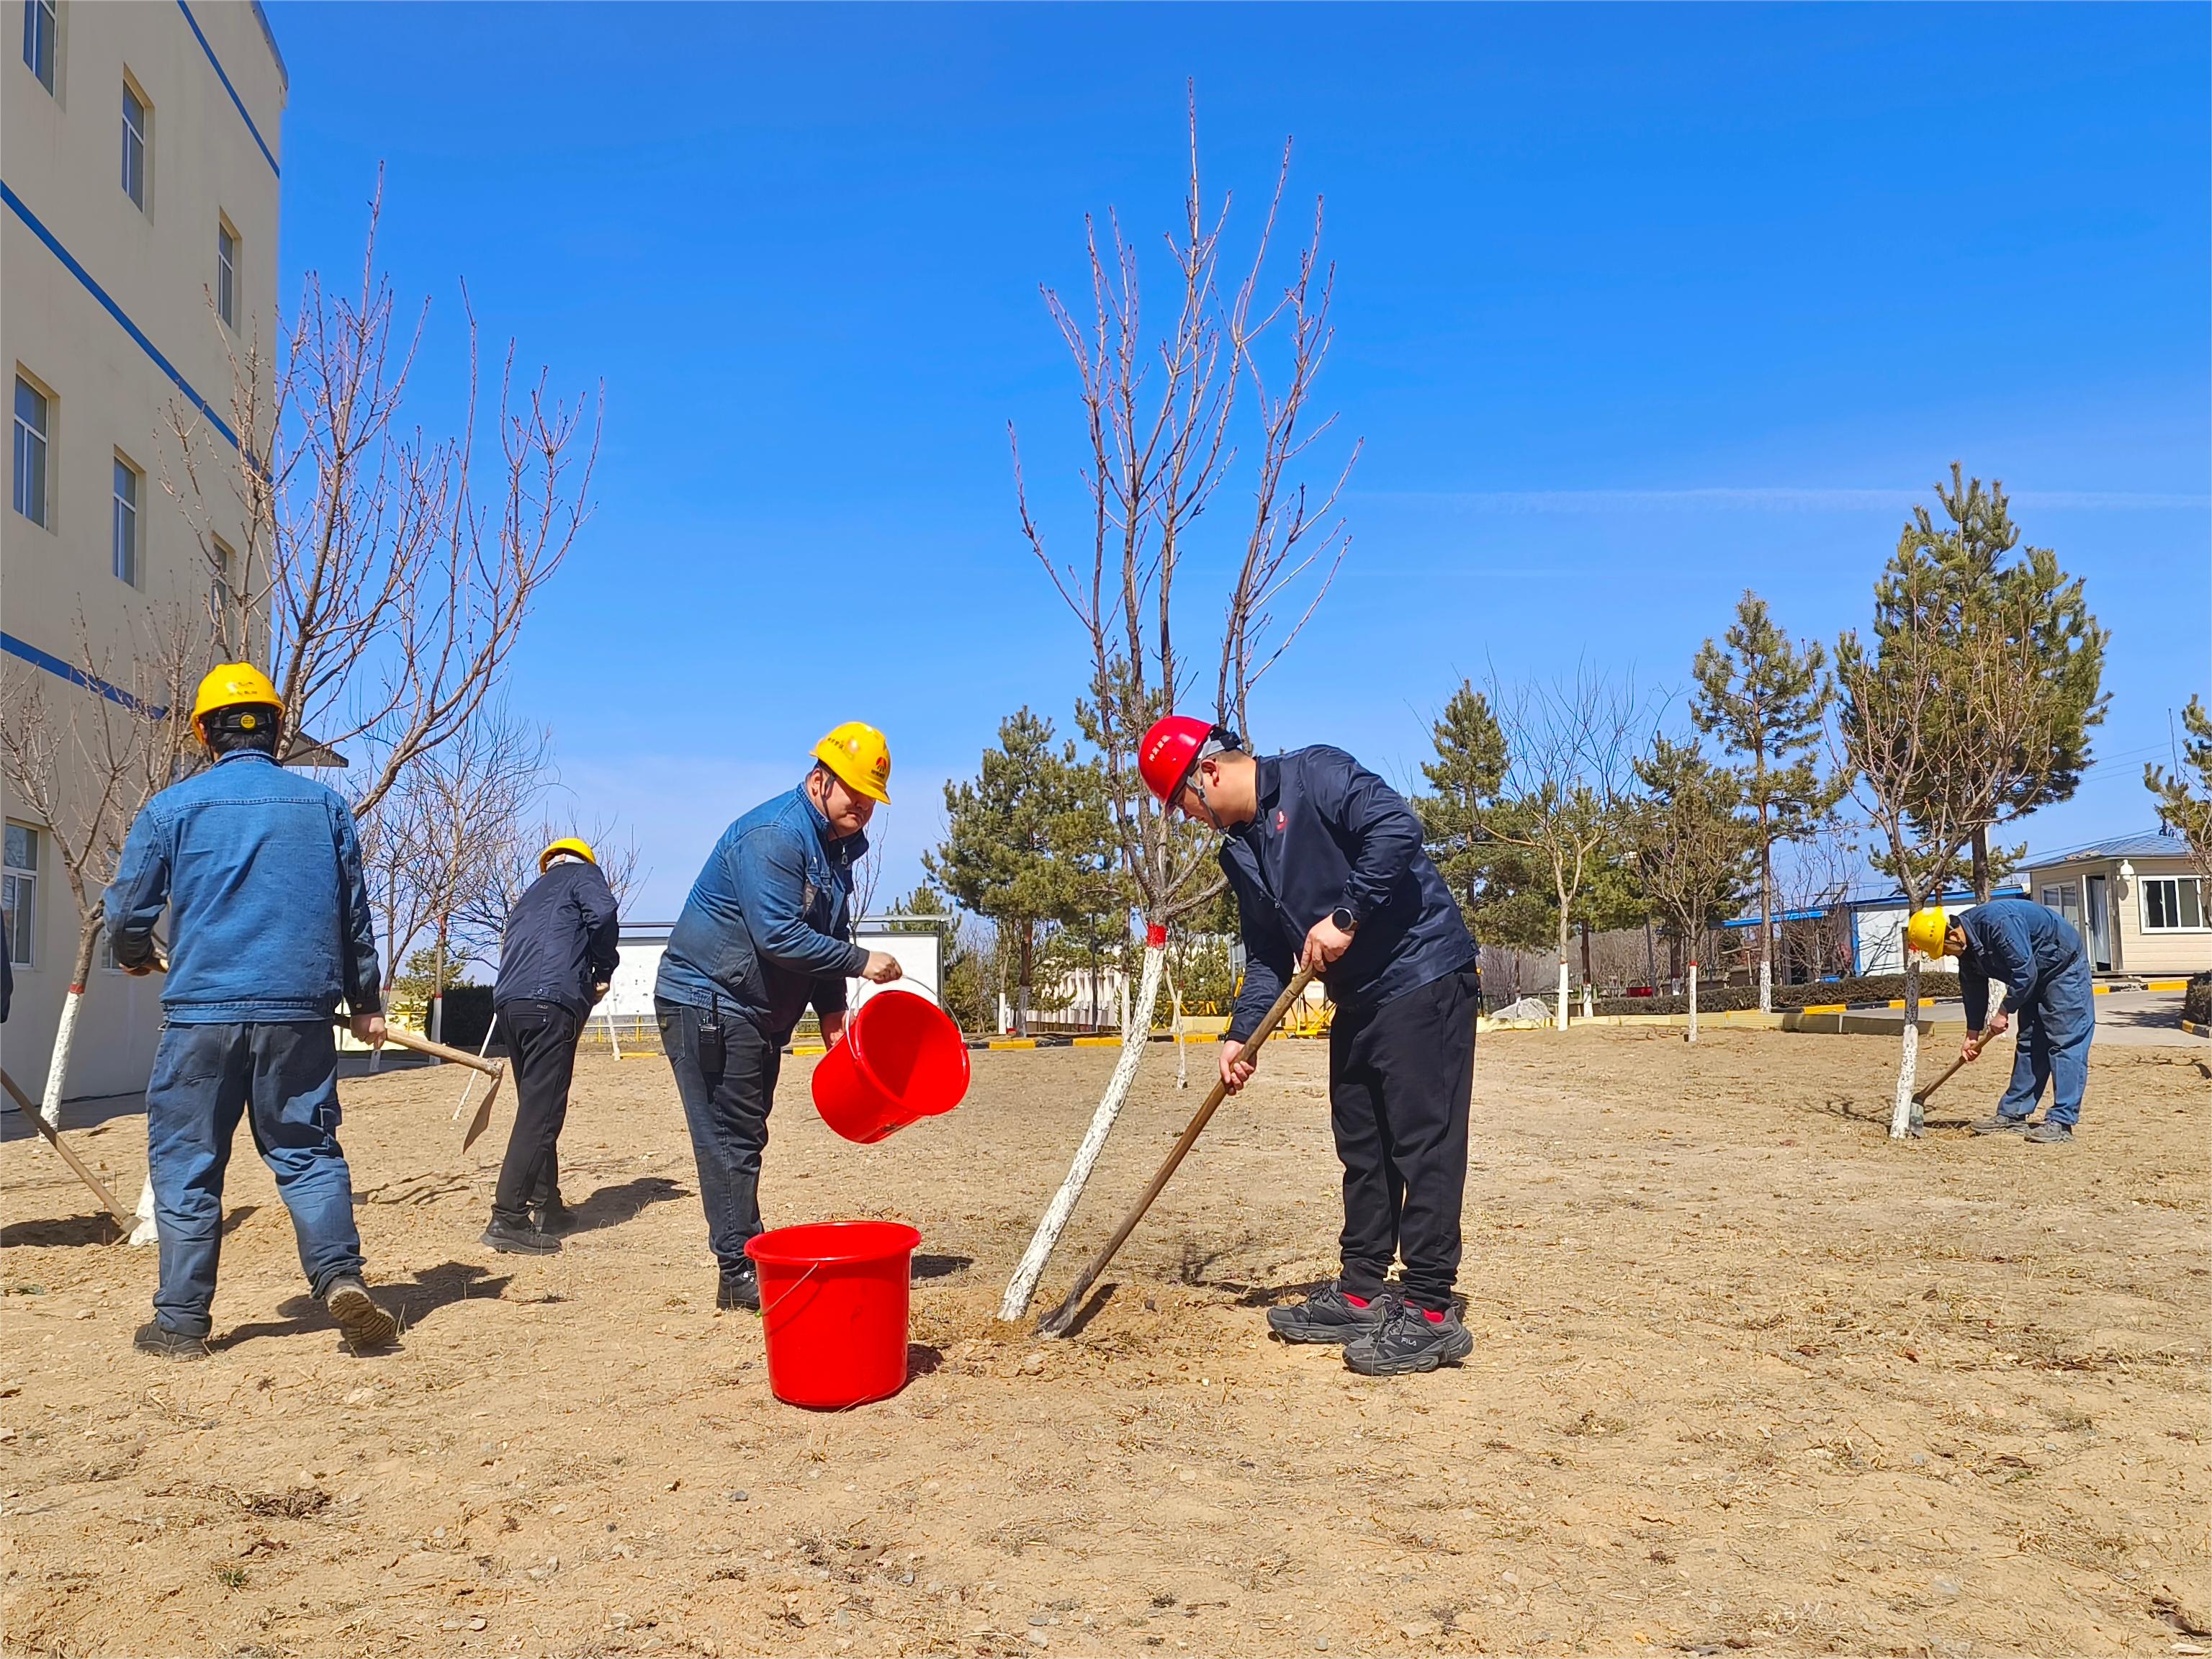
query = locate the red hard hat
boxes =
[1138,714,1215,803]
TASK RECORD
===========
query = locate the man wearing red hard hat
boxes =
[1139,714,1481,1377]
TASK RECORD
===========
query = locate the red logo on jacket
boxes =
[1274,809,1287,832]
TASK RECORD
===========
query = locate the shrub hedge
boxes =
[1580,971,1961,1020]
[2185,971,2212,1029]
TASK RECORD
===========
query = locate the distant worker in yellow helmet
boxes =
[104,664,397,1359]
[654,724,903,1311]
[1905,896,2094,1143]
[480,837,621,1254]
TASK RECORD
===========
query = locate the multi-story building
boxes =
[2,0,284,1100]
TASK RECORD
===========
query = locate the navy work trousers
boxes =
[1996,956,2095,1128]
[657,999,783,1274]
[1326,964,1480,1314]
[144,1020,367,1337]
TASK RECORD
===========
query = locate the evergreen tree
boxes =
[1901,465,2108,899]
[1628,736,1758,1033]
[1412,682,1554,952]
[2144,696,2212,881]
[1691,592,1839,1008]
[925,709,1118,1035]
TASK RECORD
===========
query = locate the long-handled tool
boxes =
[1,1066,136,1236]
[1036,966,1316,1339]
[351,1025,508,1149]
[1912,1022,1999,1108]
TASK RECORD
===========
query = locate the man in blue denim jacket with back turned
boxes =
[104,665,398,1360]
[655,723,904,1311]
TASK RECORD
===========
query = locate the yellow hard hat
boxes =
[811,721,892,804]
[539,837,597,872]
[1905,906,1950,959]
[190,662,283,741]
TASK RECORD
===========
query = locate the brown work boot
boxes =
[324,1277,399,1351]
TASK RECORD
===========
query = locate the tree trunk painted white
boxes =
[39,981,84,1131]
[1888,953,1923,1139]
[1166,954,1188,1090]
[1581,982,1593,1021]
[453,1014,498,1120]
[1758,954,1773,1017]
[130,1174,158,1247]
[1000,930,1166,1321]
[1686,961,1699,1045]
[602,1007,622,1061]
[1555,961,1570,1030]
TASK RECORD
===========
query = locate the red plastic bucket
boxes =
[811,989,971,1143]
[745,1220,922,1409]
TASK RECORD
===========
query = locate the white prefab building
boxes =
[2,1,286,1102]
[2023,830,2210,979]
[598,920,946,1029]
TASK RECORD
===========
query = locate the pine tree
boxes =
[1628,736,1758,1039]
[1412,682,1554,953]
[1691,592,1839,1010]
[925,709,1119,1035]
[2145,696,2212,881]
[1902,465,2108,899]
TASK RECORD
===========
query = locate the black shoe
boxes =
[323,1278,400,1351]
[533,1200,576,1236]
[1344,1295,1475,1377]
[133,1320,210,1362]
[482,1215,561,1256]
[1969,1113,2033,1136]
[717,1264,760,1313]
[2025,1122,2074,1144]
[1266,1280,1387,1346]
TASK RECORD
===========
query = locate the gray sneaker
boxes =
[2025,1122,2074,1144]
[1969,1114,2033,1136]
[1344,1295,1474,1377]
[1265,1281,1387,1346]
[324,1278,399,1351]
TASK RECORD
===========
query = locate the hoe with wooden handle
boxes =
[1036,966,1316,1339]
[2,1066,137,1236]
[354,1026,508,1149]
[1910,1022,1999,1110]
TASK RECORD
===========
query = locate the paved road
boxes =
[1850,989,2203,1049]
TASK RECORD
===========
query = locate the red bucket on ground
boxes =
[745,1220,922,1409]
[811,989,970,1143]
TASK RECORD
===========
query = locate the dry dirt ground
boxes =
[4,1029,2208,1659]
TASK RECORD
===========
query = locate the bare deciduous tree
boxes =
[0,611,209,1122]
[166,179,600,824]
[1001,96,1357,1318]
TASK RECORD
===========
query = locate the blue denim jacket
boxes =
[1222,747,1477,1040]
[654,783,869,1038]
[1958,896,2086,1031]
[104,751,382,1023]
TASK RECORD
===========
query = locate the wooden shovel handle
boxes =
[369,1024,504,1077]
[1036,966,1318,1338]
[1,1066,137,1236]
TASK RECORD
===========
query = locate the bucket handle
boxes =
[759,1259,824,1321]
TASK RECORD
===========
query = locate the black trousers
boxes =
[1326,963,1478,1313]
[657,998,783,1274]
[492,1000,580,1223]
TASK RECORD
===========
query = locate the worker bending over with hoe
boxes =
[1907,898,2092,1143]
[1141,716,1481,1377]
[655,724,904,1312]
[481,837,621,1254]
[105,664,398,1359]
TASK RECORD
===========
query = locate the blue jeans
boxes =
[1997,958,2095,1128]
[145,1021,367,1336]
[657,999,782,1274]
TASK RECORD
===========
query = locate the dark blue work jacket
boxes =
[104,750,382,1022]
[1220,747,1477,1041]
[655,783,868,1039]
[1956,896,2089,1032]
[494,860,620,1019]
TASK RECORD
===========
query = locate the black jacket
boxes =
[494,860,621,1020]
[1220,747,1477,1040]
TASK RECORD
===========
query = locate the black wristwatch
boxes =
[1330,905,1359,933]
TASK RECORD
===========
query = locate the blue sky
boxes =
[266,3,2210,921]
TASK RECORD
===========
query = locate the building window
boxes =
[216,219,238,327]
[2142,876,2205,932]
[3,823,36,970]
[22,0,55,91]
[112,455,140,585]
[210,536,235,652]
[122,79,146,208]
[13,375,49,526]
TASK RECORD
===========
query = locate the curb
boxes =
[2182,1019,2211,1039]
